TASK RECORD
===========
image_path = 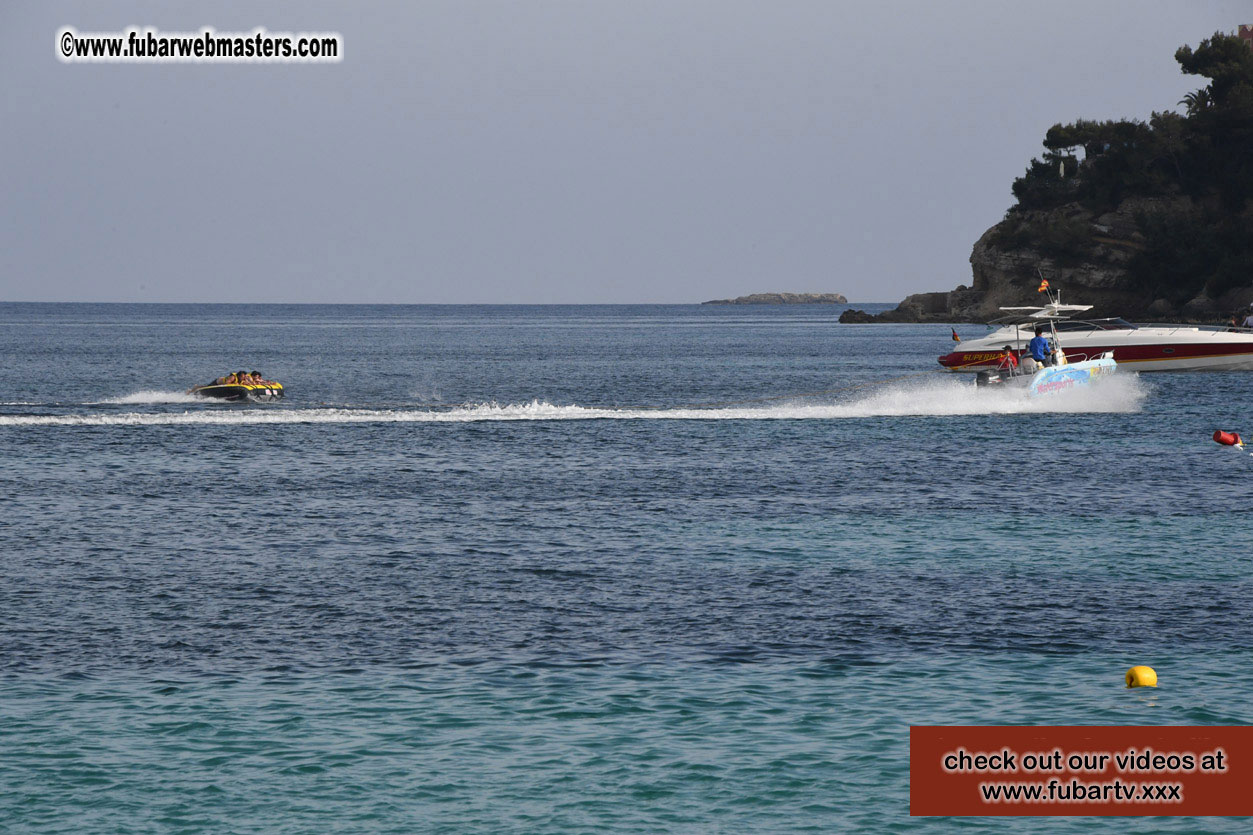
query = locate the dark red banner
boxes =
[911,726,1253,816]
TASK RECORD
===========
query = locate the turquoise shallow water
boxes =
[6,659,1251,833]
[1,303,1251,831]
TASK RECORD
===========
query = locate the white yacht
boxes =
[939,297,1253,372]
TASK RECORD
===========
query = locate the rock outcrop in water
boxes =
[841,31,1253,325]
[703,292,847,305]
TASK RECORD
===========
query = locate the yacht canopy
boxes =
[991,303,1093,324]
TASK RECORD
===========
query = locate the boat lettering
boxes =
[1035,378,1077,394]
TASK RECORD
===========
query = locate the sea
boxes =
[1,302,1250,833]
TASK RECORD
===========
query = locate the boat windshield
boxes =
[1051,318,1137,332]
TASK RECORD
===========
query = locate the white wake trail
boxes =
[0,376,1146,427]
[95,390,201,405]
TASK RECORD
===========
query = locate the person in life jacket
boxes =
[206,370,273,387]
[997,345,1019,375]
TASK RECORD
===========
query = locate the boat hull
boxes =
[1026,357,1117,396]
[941,330,1253,372]
[976,356,1117,396]
[189,384,284,402]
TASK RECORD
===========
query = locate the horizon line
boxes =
[0,299,897,306]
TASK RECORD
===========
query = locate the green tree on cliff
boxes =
[1005,32,1253,301]
[1175,33,1253,210]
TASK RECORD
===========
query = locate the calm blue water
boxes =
[2,303,1250,832]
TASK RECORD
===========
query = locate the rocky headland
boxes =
[841,196,1253,325]
[840,31,1253,325]
[704,292,848,305]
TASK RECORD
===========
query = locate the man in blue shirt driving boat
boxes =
[1028,327,1053,367]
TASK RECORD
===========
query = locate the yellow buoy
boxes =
[1126,665,1158,688]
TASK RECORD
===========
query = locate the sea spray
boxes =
[96,390,202,405]
[1,375,1147,427]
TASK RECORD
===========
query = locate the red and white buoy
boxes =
[1213,430,1244,447]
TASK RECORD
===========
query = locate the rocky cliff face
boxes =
[844,196,1253,323]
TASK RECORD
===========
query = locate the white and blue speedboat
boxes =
[975,351,1116,396]
[952,285,1122,393]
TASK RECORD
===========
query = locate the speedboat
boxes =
[939,296,1253,372]
[187,382,284,402]
[975,352,1116,397]
[943,292,1119,396]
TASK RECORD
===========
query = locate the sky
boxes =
[1,1,1248,304]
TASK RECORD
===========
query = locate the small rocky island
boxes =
[703,292,848,305]
[841,31,1253,324]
